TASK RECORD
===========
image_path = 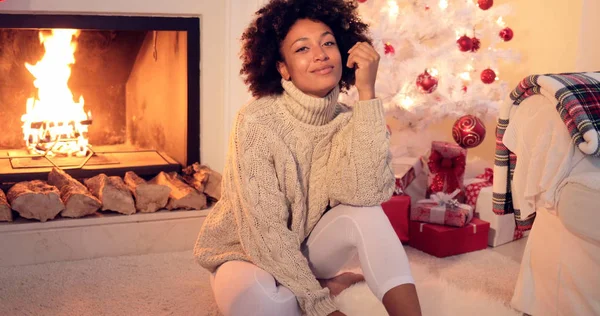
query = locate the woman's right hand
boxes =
[328,311,347,316]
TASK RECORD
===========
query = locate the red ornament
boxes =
[477,0,493,10]
[462,86,468,93]
[357,0,367,2]
[384,42,395,55]
[470,37,481,52]
[452,115,486,149]
[457,35,472,52]
[425,5,430,10]
[480,68,496,84]
[416,70,438,94]
[499,27,514,41]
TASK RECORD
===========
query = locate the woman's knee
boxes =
[211,261,301,316]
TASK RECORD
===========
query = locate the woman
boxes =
[194,0,421,315]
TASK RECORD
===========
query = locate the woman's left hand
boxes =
[347,42,380,100]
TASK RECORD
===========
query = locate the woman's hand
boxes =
[346,42,380,100]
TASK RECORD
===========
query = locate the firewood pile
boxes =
[0,163,221,222]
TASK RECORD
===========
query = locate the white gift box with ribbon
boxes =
[414,189,474,226]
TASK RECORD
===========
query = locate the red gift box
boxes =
[408,218,489,258]
[465,168,493,212]
[382,194,411,243]
[426,141,467,202]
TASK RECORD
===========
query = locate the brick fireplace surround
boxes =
[0,0,267,266]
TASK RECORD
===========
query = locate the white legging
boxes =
[209,204,415,316]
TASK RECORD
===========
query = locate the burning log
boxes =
[30,118,92,130]
[182,163,222,201]
[124,171,171,213]
[84,174,136,215]
[48,167,101,218]
[150,172,207,210]
[0,189,12,222]
[6,180,65,222]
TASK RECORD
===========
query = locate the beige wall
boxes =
[576,0,600,71]
[424,0,587,164]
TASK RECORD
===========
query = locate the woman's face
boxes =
[277,19,343,98]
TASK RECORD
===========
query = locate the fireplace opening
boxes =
[0,14,200,186]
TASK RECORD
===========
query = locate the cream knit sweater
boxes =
[193,79,395,316]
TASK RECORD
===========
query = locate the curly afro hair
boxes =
[240,0,372,98]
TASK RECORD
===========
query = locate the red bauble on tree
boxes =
[357,0,367,3]
[470,37,481,52]
[477,0,493,10]
[416,70,438,94]
[384,42,395,55]
[452,115,486,149]
[480,68,496,84]
[457,35,473,52]
[499,27,514,41]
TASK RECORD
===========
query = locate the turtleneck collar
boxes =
[281,79,340,126]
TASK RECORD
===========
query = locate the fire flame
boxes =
[21,29,92,157]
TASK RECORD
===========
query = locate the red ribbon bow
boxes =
[428,149,466,193]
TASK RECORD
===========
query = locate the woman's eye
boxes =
[324,41,336,46]
[295,47,308,53]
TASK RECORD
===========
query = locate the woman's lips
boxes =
[312,66,334,75]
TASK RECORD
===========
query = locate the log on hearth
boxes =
[0,189,12,222]
[124,171,171,213]
[7,180,65,222]
[182,163,222,201]
[84,174,136,215]
[48,167,101,218]
[151,172,207,210]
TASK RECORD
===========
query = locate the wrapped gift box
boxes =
[392,156,424,195]
[408,218,490,258]
[382,194,411,243]
[426,141,467,202]
[475,186,528,247]
[464,168,493,213]
[412,193,473,227]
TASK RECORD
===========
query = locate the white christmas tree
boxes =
[342,0,519,131]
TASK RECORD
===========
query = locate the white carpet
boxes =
[0,247,521,316]
[336,248,521,316]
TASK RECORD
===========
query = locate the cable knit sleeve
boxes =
[232,115,338,316]
[327,98,395,206]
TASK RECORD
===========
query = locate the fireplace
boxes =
[0,14,200,186]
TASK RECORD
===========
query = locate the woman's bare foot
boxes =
[318,272,365,297]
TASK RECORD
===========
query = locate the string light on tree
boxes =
[439,0,449,10]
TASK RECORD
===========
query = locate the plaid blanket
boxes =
[493,72,600,231]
